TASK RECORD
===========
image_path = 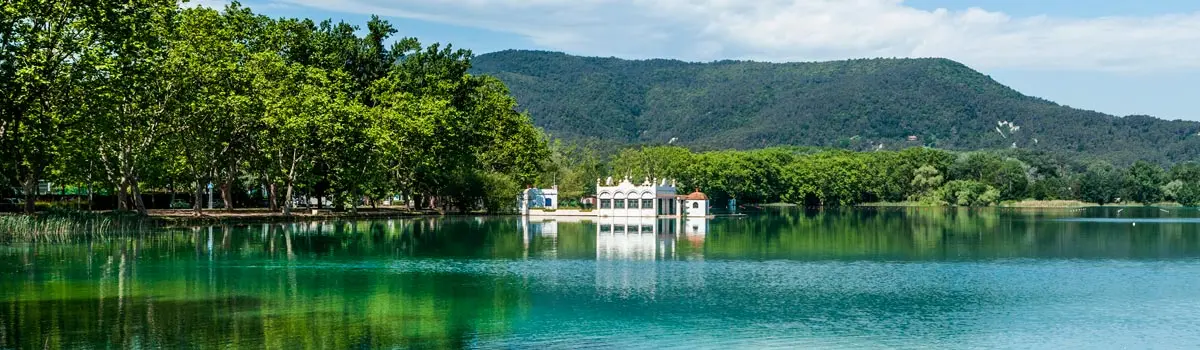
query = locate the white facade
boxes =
[684,199,708,217]
[596,177,680,217]
[541,187,559,210]
[519,186,559,214]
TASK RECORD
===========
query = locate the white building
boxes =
[519,186,559,214]
[519,177,712,218]
[683,190,710,217]
[596,177,681,217]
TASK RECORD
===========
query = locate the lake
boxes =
[3,207,1200,349]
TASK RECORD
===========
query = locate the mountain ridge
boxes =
[470,49,1200,164]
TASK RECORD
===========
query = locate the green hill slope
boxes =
[471,50,1200,164]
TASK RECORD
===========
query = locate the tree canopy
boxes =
[2,1,549,214]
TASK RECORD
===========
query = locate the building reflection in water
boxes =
[520,216,710,299]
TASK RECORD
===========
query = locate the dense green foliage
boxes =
[1,1,548,214]
[9,7,1199,214]
[553,144,1200,207]
[472,50,1200,164]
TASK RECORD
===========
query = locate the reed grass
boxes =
[0,211,134,243]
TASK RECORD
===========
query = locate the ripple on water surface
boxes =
[232,257,1200,349]
[6,210,1200,349]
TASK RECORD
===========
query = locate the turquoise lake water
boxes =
[2,207,1199,349]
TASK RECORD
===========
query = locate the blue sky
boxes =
[205,0,1200,121]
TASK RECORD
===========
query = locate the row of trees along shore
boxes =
[1,1,548,215]
[542,143,1200,208]
[5,2,1195,216]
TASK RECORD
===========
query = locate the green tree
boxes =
[539,140,604,202]
[251,51,351,215]
[472,76,549,186]
[608,146,694,183]
[1169,162,1200,182]
[1175,181,1200,207]
[166,5,256,215]
[1124,161,1165,205]
[988,159,1030,200]
[909,165,943,199]
[2,0,94,213]
[1078,162,1123,205]
[82,0,177,215]
[1163,180,1184,202]
[927,180,1000,207]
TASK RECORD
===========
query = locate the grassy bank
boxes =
[857,200,1097,208]
[997,200,1096,208]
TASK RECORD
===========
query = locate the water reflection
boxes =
[5,207,1200,348]
[0,219,537,349]
[519,216,710,260]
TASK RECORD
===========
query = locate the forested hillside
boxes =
[472,50,1200,164]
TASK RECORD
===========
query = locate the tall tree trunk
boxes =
[220,164,234,211]
[192,180,203,216]
[117,178,129,212]
[21,176,36,214]
[282,180,294,216]
[266,176,278,212]
[220,182,233,211]
[87,184,93,211]
[130,177,147,216]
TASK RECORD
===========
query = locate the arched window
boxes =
[692,202,699,209]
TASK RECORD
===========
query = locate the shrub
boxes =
[1176,181,1200,207]
[921,180,1001,207]
[480,172,520,214]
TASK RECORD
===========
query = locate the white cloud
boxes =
[271,0,1200,72]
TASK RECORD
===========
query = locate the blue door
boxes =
[545,198,552,207]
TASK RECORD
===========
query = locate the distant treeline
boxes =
[1,1,548,214]
[542,143,1199,207]
[473,50,1200,166]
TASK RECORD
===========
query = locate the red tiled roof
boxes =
[684,191,708,200]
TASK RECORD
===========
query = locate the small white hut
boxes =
[519,186,558,214]
[683,189,709,217]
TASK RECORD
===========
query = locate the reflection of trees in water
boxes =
[0,271,528,348]
[6,211,1200,347]
[705,207,1200,260]
[0,218,537,348]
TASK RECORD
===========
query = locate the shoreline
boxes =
[147,208,448,225]
[1,207,469,227]
[5,200,1189,227]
